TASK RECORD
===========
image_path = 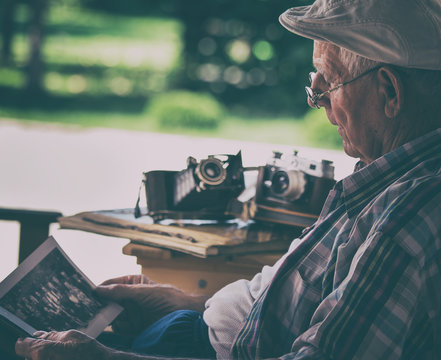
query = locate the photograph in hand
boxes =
[0,237,122,338]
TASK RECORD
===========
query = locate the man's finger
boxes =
[99,275,132,286]
[95,283,149,301]
[33,331,47,337]
[15,337,43,357]
[32,330,65,341]
[95,284,130,300]
[99,274,150,286]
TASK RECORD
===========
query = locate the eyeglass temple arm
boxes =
[315,65,382,101]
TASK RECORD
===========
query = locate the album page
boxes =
[0,236,122,338]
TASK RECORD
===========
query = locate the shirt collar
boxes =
[339,127,441,218]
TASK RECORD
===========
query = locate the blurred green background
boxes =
[0,0,342,149]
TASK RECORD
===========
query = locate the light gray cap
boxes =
[279,0,441,70]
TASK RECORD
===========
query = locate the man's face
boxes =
[311,42,385,164]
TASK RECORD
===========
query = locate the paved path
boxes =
[0,119,356,283]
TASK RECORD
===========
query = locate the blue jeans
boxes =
[98,310,216,359]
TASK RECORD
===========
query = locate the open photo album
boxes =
[0,236,122,359]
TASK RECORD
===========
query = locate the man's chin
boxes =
[342,141,360,159]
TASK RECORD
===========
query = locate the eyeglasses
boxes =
[305,66,382,109]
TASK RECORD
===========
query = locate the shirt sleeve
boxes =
[204,238,305,359]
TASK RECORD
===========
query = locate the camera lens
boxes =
[272,171,289,194]
[270,170,306,201]
[204,162,222,178]
[196,158,227,186]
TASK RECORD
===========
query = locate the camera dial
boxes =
[195,157,227,186]
[268,169,306,201]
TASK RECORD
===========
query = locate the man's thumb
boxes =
[95,284,135,301]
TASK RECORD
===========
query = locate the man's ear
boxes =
[377,67,404,118]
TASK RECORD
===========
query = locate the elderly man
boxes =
[15,0,441,359]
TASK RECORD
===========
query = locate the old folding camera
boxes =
[248,151,336,227]
[139,151,245,220]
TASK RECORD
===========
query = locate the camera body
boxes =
[143,152,245,220]
[252,151,336,227]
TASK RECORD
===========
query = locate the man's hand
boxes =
[15,330,111,360]
[95,274,209,335]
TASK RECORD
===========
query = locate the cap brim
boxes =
[279,6,331,43]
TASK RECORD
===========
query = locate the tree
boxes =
[174,0,314,115]
[1,0,17,64]
[80,0,314,115]
[25,0,48,93]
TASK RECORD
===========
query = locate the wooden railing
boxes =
[0,208,62,263]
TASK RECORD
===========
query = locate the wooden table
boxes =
[122,242,282,295]
[59,209,300,295]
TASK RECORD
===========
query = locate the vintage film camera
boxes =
[138,151,245,220]
[248,151,336,227]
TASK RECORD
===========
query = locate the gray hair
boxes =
[338,47,380,77]
[338,46,441,115]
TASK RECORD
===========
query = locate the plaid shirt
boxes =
[204,128,441,359]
